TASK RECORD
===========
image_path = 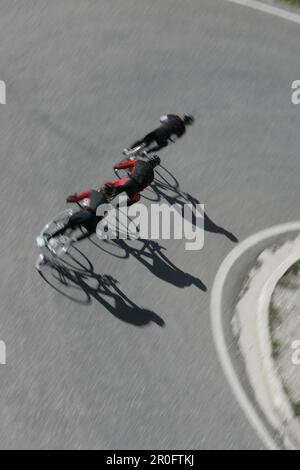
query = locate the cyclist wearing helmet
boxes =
[112,155,161,204]
[47,185,115,246]
[49,156,160,243]
[124,114,195,155]
[36,158,160,268]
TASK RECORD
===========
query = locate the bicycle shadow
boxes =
[39,248,165,328]
[91,238,207,292]
[143,166,238,243]
[88,164,235,292]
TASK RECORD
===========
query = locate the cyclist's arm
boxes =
[115,160,137,170]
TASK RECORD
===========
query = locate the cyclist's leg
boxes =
[129,137,147,150]
[50,210,90,239]
[142,131,157,148]
[89,190,108,212]
[49,221,72,239]
[112,177,141,207]
[73,230,93,242]
[122,179,143,204]
[71,213,104,243]
[60,211,98,252]
[147,134,169,153]
[129,131,156,151]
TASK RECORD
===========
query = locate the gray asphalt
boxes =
[0,0,300,450]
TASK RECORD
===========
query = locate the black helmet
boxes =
[183,113,195,126]
[149,155,161,168]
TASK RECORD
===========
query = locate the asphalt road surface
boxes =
[1,0,300,450]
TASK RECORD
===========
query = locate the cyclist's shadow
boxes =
[39,248,165,327]
[143,166,238,243]
[91,238,207,292]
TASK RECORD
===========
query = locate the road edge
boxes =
[210,221,300,450]
[224,0,300,25]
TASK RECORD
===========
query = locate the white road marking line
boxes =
[213,0,300,452]
[225,0,300,24]
[210,222,300,450]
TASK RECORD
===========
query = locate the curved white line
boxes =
[220,0,300,448]
[211,221,300,450]
[225,0,300,25]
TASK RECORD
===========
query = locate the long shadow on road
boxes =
[39,248,165,328]
[91,238,207,292]
[145,166,239,243]
[38,164,237,325]
[87,165,237,293]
